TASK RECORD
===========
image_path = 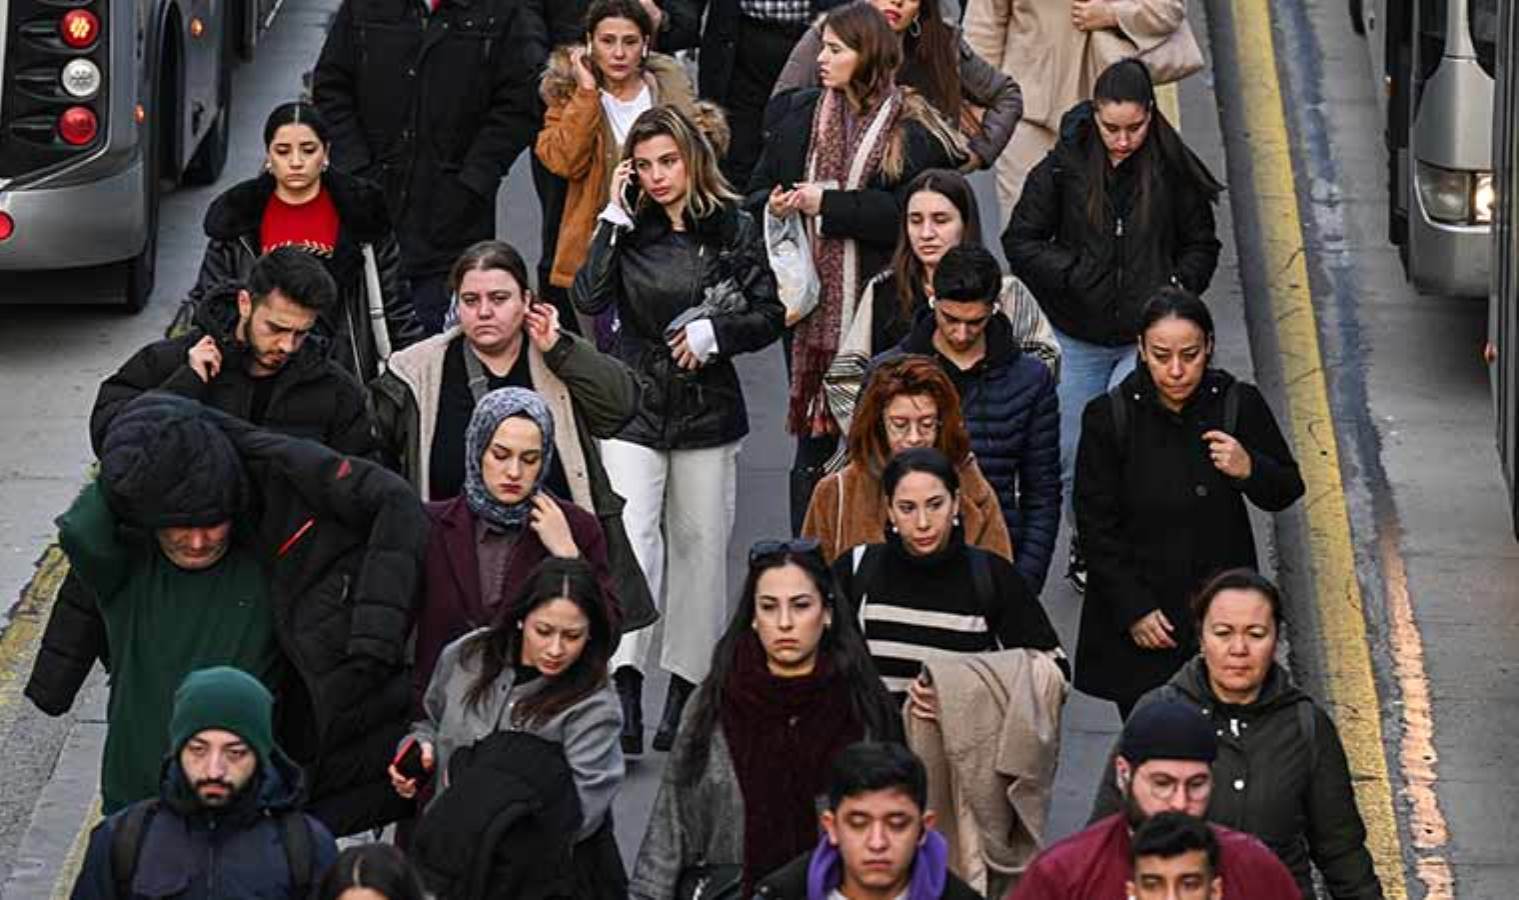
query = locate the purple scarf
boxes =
[805,830,950,900]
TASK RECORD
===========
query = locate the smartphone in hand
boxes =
[392,736,428,780]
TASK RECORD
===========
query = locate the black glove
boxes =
[428,177,490,248]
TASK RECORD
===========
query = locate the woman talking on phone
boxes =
[573,106,784,756]
[536,0,698,338]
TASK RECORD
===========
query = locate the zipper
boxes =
[1114,214,1127,298]
[206,817,217,895]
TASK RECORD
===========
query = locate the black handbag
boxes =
[675,863,744,900]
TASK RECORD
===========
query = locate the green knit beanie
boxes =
[168,667,275,767]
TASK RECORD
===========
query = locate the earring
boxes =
[953,514,961,527]
[908,16,921,37]
[263,161,271,172]
[322,160,330,171]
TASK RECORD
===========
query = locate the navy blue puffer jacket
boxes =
[895,314,1061,593]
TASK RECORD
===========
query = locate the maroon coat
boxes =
[414,495,619,712]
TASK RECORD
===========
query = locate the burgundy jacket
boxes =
[414,494,618,712]
[1008,814,1300,899]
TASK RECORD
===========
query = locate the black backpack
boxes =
[1108,380,1242,458]
[109,798,316,898]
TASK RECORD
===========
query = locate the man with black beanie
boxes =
[70,667,339,899]
[1009,701,1298,898]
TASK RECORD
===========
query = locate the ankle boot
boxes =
[614,667,644,756]
[652,675,695,753]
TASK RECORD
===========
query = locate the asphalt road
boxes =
[1,0,1514,895]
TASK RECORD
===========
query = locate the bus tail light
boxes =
[0,212,13,242]
[58,9,100,49]
[58,106,98,145]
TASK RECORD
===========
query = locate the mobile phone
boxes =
[621,172,643,211]
[392,736,427,780]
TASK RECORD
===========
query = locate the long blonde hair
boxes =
[622,105,738,222]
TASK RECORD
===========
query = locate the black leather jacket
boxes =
[571,203,783,450]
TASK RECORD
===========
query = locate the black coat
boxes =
[188,169,424,379]
[571,202,784,450]
[660,0,848,102]
[1090,659,1384,899]
[1073,367,1304,704]
[745,88,961,285]
[752,849,984,900]
[897,314,1062,593]
[312,0,540,276]
[412,731,589,900]
[1003,102,1222,347]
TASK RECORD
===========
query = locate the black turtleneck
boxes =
[831,529,1065,695]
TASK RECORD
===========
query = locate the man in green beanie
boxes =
[71,667,338,900]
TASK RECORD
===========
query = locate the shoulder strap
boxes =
[1222,380,1243,435]
[1108,384,1129,460]
[850,544,883,626]
[110,799,160,896]
[461,344,492,405]
[1297,700,1318,773]
[277,811,317,895]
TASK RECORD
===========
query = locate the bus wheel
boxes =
[124,74,165,312]
[182,59,231,185]
[1349,0,1364,35]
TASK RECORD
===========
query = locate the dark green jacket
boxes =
[57,484,280,814]
[1089,657,1383,899]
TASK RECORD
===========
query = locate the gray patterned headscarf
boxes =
[464,387,556,529]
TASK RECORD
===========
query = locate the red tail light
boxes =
[58,106,98,145]
[0,212,14,242]
[59,9,100,48]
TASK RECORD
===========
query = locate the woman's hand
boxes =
[768,184,796,219]
[668,327,704,371]
[789,183,825,217]
[570,45,599,92]
[529,493,580,559]
[637,0,663,32]
[388,740,434,799]
[1202,430,1253,480]
[610,160,636,214]
[906,675,939,722]
[524,300,562,354]
[1071,0,1119,31]
[1129,609,1178,650]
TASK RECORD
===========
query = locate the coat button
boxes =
[1195,485,1209,497]
[1233,778,1245,791]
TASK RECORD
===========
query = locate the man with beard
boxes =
[1009,701,1296,899]
[70,667,339,899]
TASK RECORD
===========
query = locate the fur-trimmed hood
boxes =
[201,169,393,243]
[538,45,692,108]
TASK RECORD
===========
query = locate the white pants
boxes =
[603,439,739,684]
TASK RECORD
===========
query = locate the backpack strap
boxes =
[110,799,160,897]
[1222,381,1243,435]
[277,811,317,896]
[1108,384,1130,461]
[1297,700,1319,773]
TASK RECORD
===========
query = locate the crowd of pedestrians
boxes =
[25,0,1388,897]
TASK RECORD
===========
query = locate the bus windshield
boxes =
[1471,0,1496,76]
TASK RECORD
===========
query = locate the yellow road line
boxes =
[0,545,68,711]
[1225,2,1410,897]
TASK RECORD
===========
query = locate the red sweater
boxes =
[1009,814,1301,899]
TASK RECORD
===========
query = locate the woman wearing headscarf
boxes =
[412,387,620,712]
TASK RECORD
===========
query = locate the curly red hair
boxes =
[847,355,971,474]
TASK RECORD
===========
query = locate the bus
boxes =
[1353,0,1497,298]
[1489,0,1518,537]
[0,0,282,310]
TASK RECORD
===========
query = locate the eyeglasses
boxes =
[748,537,823,566]
[883,417,940,440]
[1140,773,1212,802]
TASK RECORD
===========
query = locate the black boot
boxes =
[614,667,644,756]
[652,675,695,753]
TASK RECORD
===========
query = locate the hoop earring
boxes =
[908,16,921,37]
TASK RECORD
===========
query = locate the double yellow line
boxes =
[1222,2,1427,897]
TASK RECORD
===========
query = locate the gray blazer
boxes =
[410,629,625,840]
[628,697,746,900]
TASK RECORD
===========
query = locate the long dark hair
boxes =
[1138,285,1215,361]
[890,168,982,320]
[462,557,613,728]
[1083,60,1223,234]
[262,101,330,146]
[825,2,903,109]
[315,845,426,900]
[899,0,961,119]
[677,548,900,786]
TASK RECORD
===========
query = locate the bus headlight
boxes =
[60,59,102,100]
[1417,162,1472,224]
[1473,172,1496,224]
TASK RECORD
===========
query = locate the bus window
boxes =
[1472,0,1497,76]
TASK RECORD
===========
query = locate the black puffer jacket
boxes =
[1073,367,1304,705]
[895,314,1062,593]
[312,0,540,276]
[1003,102,1222,347]
[1090,658,1384,899]
[89,285,374,458]
[188,169,424,379]
[571,202,784,450]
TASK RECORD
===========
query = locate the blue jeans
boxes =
[1055,328,1138,524]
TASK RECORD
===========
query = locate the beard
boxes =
[1122,786,1150,832]
[193,777,246,808]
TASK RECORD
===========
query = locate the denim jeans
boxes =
[1055,327,1138,524]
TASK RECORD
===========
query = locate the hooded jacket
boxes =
[897,313,1062,594]
[535,48,697,288]
[1073,366,1304,705]
[89,284,374,458]
[571,200,784,450]
[1088,658,1384,899]
[1003,101,1222,347]
[187,168,425,379]
[70,750,338,899]
[754,835,984,900]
